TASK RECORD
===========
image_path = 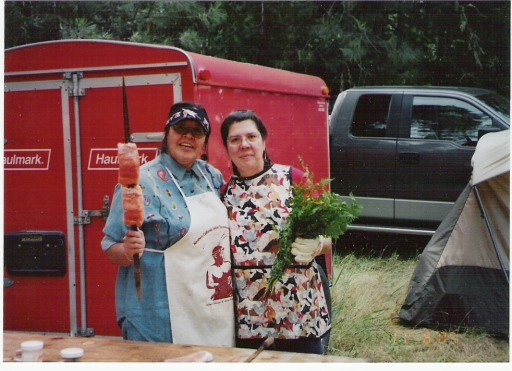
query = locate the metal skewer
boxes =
[122,76,142,301]
[244,337,274,362]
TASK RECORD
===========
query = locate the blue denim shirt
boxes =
[101,153,224,342]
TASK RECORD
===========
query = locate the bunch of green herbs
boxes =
[266,159,361,294]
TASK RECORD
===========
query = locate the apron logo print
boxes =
[206,244,233,302]
[157,169,170,182]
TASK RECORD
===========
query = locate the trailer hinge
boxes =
[76,328,95,337]
[64,72,86,97]
[74,195,110,225]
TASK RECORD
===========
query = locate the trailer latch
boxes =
[76,328,95,337]
[64,72,86,97]
[75,195,110,224]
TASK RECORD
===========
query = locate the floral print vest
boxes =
[223,164,330,340]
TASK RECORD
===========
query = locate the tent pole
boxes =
[474,186,509,284]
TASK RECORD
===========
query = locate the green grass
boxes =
[326,252,509,362]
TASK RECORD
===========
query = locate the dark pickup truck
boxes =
[329,86,510,235]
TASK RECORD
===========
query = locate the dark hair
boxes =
[161,101,211,153]
[220,110,268,148]
[220,110,272,175]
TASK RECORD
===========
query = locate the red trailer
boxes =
[4,40,331,337]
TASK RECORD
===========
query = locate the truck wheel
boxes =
[318,264,332,354]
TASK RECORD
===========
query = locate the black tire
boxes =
[317,264,332,354]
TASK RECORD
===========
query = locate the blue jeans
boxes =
[119,317,173,343]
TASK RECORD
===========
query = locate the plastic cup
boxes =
[20,340,44,362]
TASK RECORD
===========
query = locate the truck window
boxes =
[411,96,492,145]
[351,94,392,137]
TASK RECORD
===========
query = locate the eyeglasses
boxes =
[227,132,261,146]
[172,123,206,139]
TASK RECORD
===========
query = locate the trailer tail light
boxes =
[322,86,330,95]
[198,69,211,81]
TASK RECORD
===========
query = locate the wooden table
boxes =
[3,331,366,363]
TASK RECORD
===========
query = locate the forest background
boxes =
[4,0,511,109]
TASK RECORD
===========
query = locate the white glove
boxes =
[291,237,324,264]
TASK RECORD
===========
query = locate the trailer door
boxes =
[4,70,183,337]
[4,81,75,334]
[78,72,182,336]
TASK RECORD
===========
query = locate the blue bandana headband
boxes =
[165,107,210,134]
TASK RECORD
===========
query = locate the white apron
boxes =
[147,166,235,347]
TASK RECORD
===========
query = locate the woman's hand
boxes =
[291,237,323,264]
[123,228,145,261]
[105,229,146,266]
[291,236,331,264]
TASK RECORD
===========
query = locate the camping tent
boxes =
[399,129,509,336]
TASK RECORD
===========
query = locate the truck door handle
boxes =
[399,152,420,165]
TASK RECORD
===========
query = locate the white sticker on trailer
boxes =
[88,148,159,170]
[317,99,327,112]
[4,149,51,170]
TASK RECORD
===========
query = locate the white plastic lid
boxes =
[21,340,44,351]
[61,347,84,359]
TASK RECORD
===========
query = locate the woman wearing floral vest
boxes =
[220,110,331,354]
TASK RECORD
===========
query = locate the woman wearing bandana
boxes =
[102,102,234,346]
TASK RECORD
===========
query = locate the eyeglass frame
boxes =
[171,122,207,139]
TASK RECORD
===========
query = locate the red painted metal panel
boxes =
[3,89,71,333]
[5,40,190,75]
[189,52,328,98]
